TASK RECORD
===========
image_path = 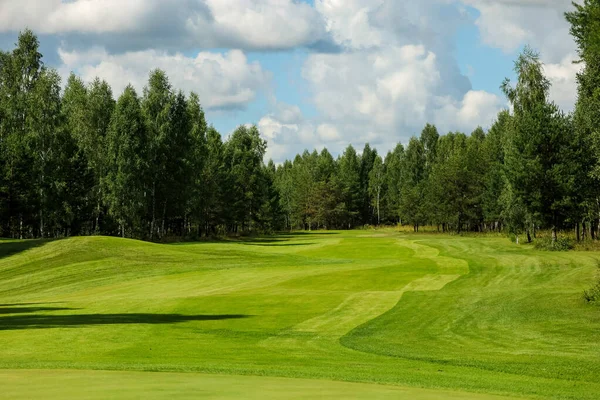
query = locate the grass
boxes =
[0,231,599,399]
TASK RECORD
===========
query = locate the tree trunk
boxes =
[150,182,156,240]
[576,222,581,242]
[552,226,558,244]
[95,198,101,235]
[40,206,44,238]
[161,201,167,239]
[376,191,380,225]
[527,229,532,243]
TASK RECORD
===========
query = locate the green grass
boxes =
[0,231,599,399]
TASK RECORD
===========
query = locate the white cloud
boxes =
[317,124,342,142]
[544,54,582,111]
[254,0,507,162]
[0,0,153,34]
[0,0,326,51]
[258,105,319,162]
[58,47,270,110]
[462,1,580,111]
[204,0,326,50]
[304,44,502,140]
[259,44,503,162]
[303,45,443,133]
[434,90,505,132]
[463,0,575,63]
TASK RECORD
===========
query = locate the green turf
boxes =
[0,231,599,399]
[0,370,516,400]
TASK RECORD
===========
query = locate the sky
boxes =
[0,0,582,162]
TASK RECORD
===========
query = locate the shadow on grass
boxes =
[0,306,78,315]
[0,302,65,307]
[0,239,49,261]
[240,242,316,247]
[277,232,339,237]
[0,313,251,330]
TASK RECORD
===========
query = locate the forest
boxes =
[0,2,599,243]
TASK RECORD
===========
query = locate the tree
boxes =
[359,143,377,224]
[502,47,576,242]
[338,145,361,228]
[62,74,94,234]
[0,29,43,238]
[199,127,225,236]
[104,85,147,237]
[369,155,384,225]
[383,144,404,224]
[86,78,115,232]
[142,69,174,239]
[28,68,64,237]
[482,111,510,231]
[275,160,294,231]
[185,92,208,235]
[222,125,267,233]
[420,123,439,175]
[566,1,600,240]
[399,137,426,231]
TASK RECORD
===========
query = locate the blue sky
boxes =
[0,0,578,161]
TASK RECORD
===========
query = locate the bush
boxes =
[584,262,600,303]
[584,281,600,303]
[533,237,574,251]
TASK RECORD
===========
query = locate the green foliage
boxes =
[583,261,600,303]
[533,237,575,251]
[584,280,600,303]
[104,85,147,236]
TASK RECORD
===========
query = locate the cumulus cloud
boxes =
[58,47,270,110]
[303,45,442,133]
[258,105,319,163]
[544,54,582,112]
[0,0,327,51]
[463,0,575,63]
[258,0,504,161]
[261,45,504,162]
[434,91,505,133]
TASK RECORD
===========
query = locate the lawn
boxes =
[0,231,599,399]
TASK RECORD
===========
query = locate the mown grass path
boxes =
[0,231,598,399]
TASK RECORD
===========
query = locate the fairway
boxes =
[1,231,599,399]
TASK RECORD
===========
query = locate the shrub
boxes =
[584,282,600,303]
[584,262,600,303]
[534,237,574,251]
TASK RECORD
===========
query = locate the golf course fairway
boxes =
[0,231,599,399]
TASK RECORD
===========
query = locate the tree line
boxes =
[0,30,280,240]
[1,2,599,242]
